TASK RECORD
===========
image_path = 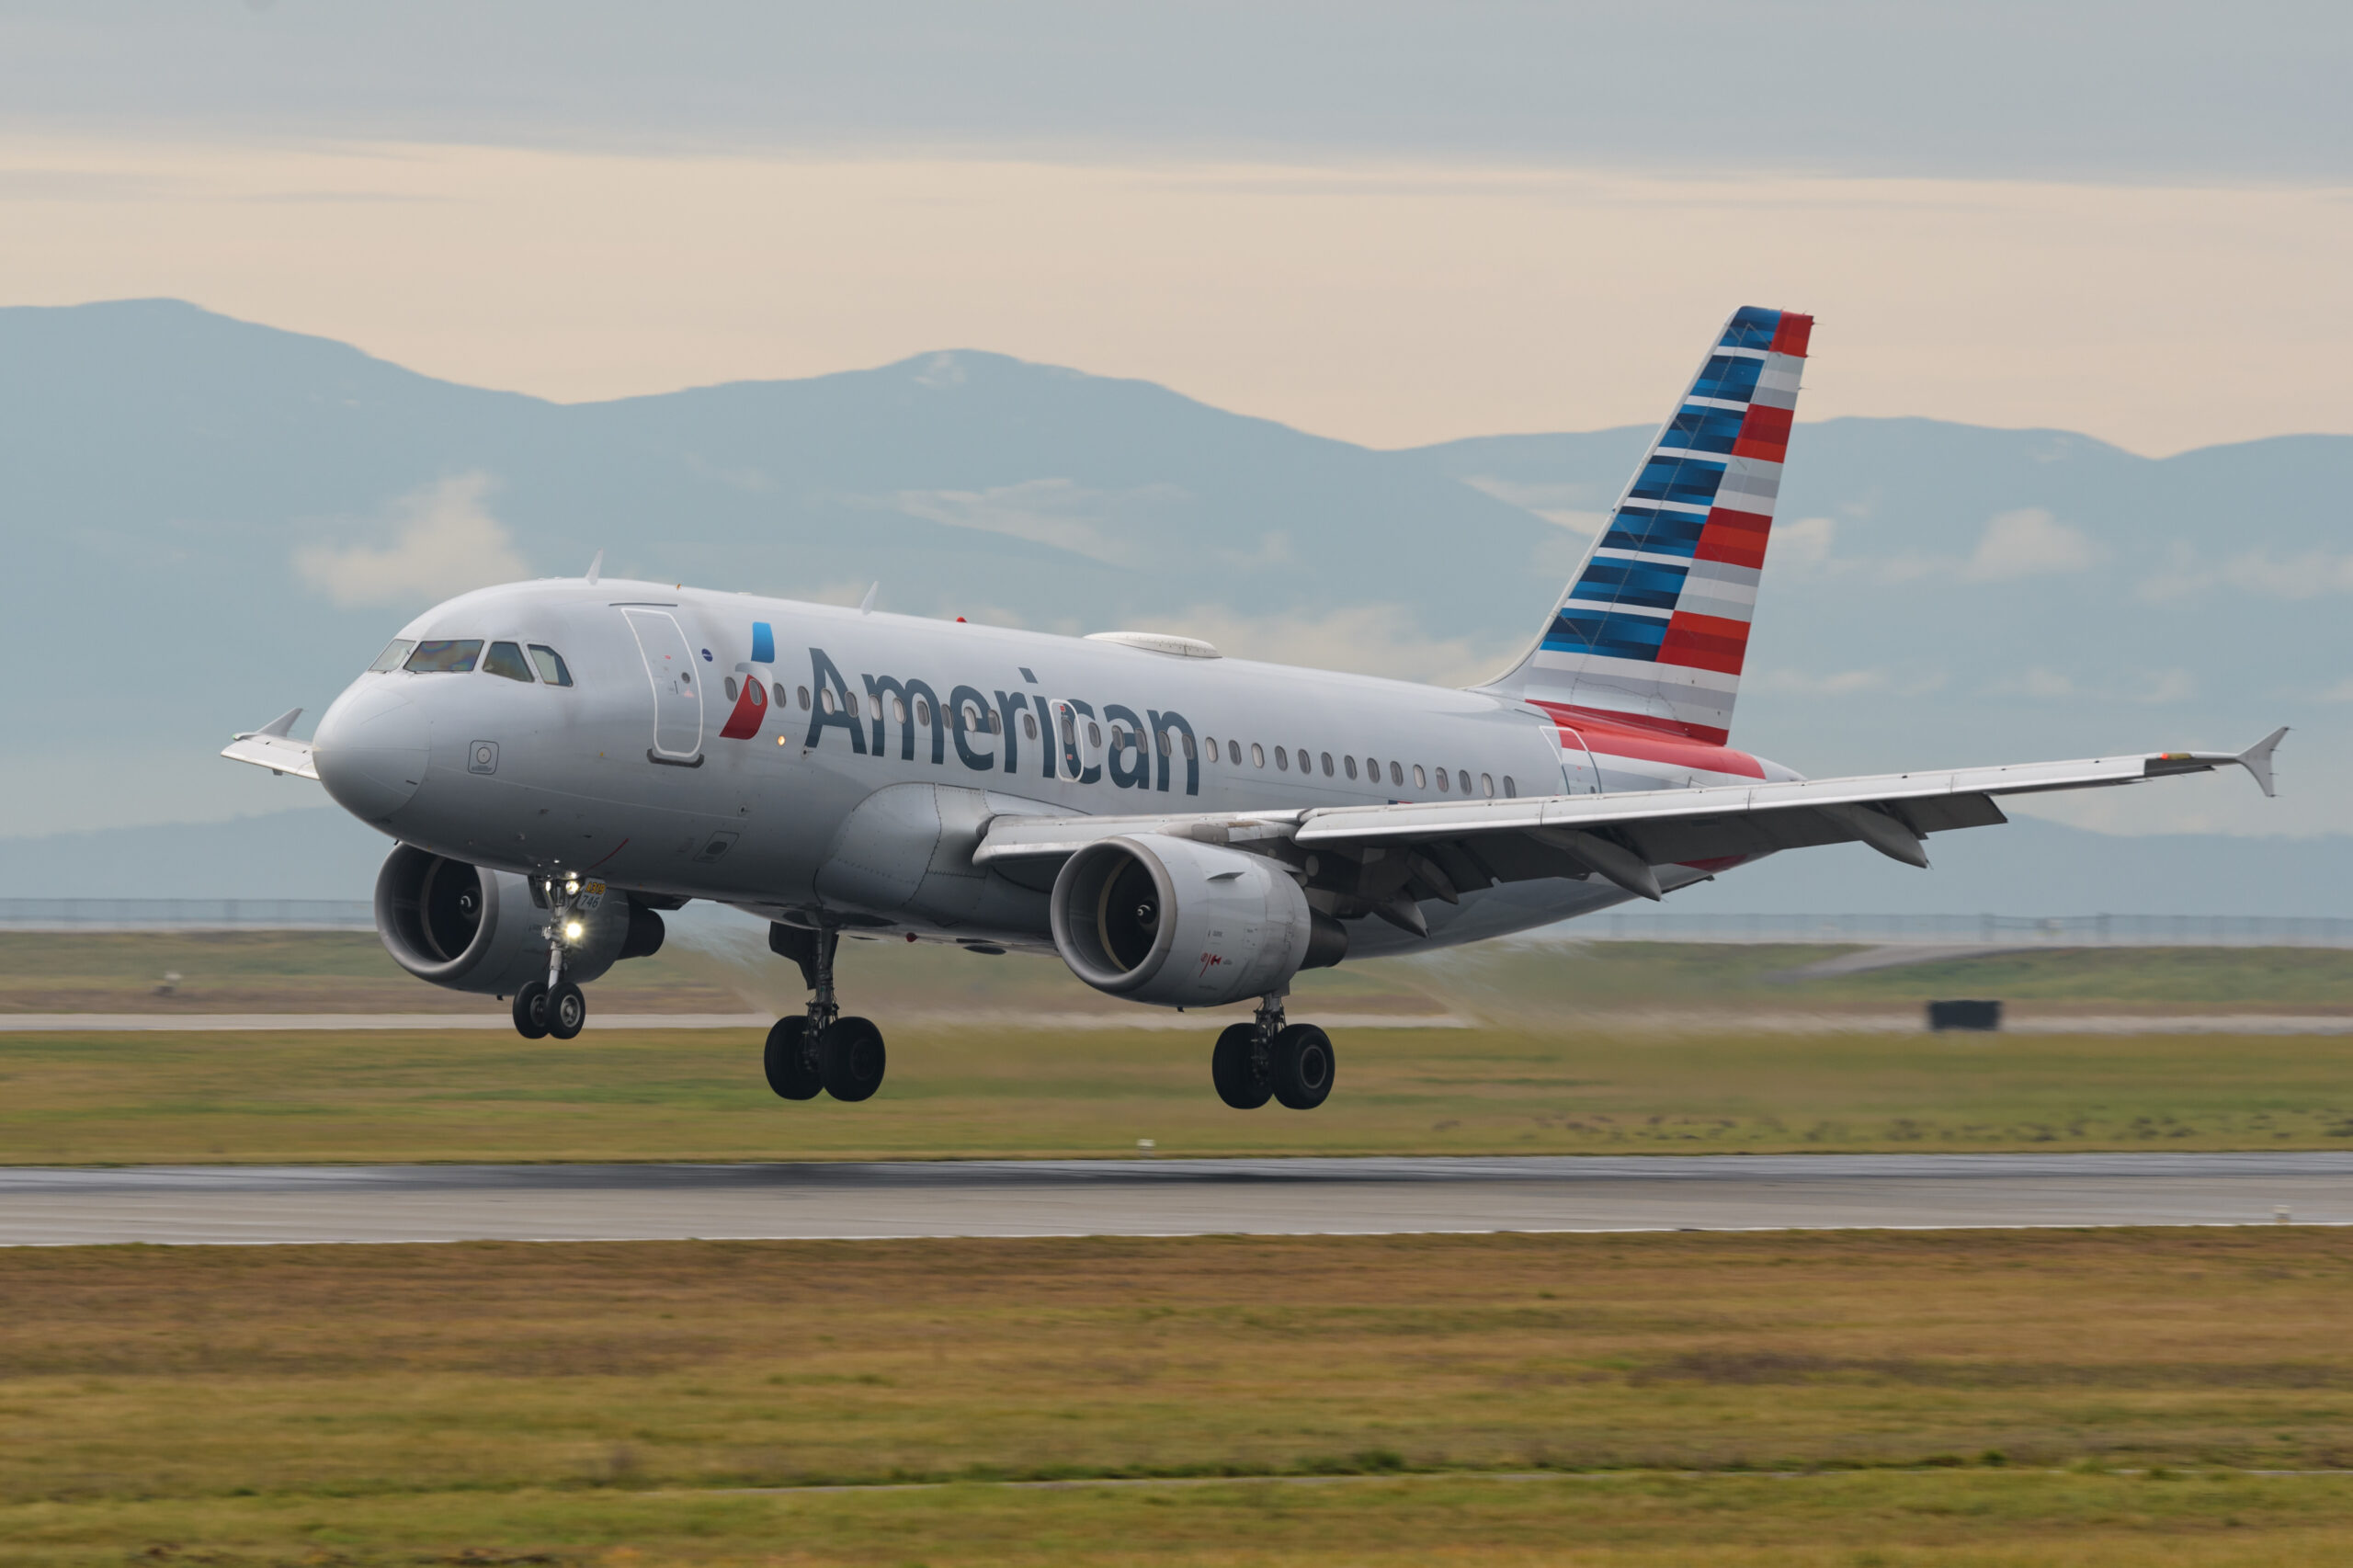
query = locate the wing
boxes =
[973,730,2287,926]
[219,709,320,780]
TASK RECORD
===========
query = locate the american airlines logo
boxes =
[726,634,1203,798]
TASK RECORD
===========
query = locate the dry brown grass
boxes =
[7,1229,2353,1563]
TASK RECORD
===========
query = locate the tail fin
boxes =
[1482,306,1811,747]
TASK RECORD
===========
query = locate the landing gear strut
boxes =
[1211,993,1335,1111]
[766,921,888,1102]
[513,872,590,1040]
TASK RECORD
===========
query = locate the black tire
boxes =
[1270,1023,1336,1110]
[511,981,551,1040]
[1211,1023,1271,1109]
[764,1017,823,1100]
[547,981,586,1040]
[818,1016,887,1102]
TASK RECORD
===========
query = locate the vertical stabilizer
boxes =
[1483,306,1811,748]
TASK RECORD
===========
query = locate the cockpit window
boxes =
[404,639,483,674]
[369,640,415,673]
[528,644,575,687]
[483,642,535,682]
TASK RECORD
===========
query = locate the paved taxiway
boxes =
[5,1153,2347,1246]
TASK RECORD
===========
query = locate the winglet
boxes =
[859,582,879,615]
[2236,726,2289,799]
[243,707,302,741]
[585,550,603,585]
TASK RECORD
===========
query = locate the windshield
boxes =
[528,644,574,687]
[483,641,534,682]
[404,639,483,674]
[369,640,415,673]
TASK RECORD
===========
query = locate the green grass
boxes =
[8,931,2351,1019]
[6,1231,2353,1564]
[4,1020,2352,1163]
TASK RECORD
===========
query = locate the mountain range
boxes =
[1,299,2341,910]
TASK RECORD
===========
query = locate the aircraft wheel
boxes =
[511,982,551,1040]
[546,981,587,1040]
[764,1017,823,1100]
[818,1016,887,1102]
[1270,1023,1336,1110]
[1211,1023,1271,1109]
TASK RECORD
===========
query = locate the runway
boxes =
[5,1152,2348,1246]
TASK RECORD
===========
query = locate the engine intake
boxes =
[373,845,660,995]
[1050,835,1344,1009]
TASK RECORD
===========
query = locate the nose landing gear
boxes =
[1211,993,1334,1111]
[765,920,889,1103]
[512,873,592,1040]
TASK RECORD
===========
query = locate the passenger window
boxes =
[1275,746,1289,771]
[1087,721,1101,748]
[798,686,812,710]
[1202,733,1217,760]
[723,676,739,700]
[988,710,1003,735]
[1320,752,1334,777]
[1181,733,1196,759]
[527,645,574,687]
[483,642,534,682]
[1437,767,1450,792]
[1251,743,1265,767]
[404,639,483,674]
[1481,773,1495,798]
[1391,760,1404,787]
[820,688,836,714]
[919,698,934,726]
[1344,756,1358,780]
[772,682,788,707]
[369,639,415,673]
[1022,711,1038,741]
[1413,764,1427,789]
[1460,770,1473,795]
[1228,739,1242,766]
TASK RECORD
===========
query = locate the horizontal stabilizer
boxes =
[221,710,319,780]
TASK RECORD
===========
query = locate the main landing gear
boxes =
[512,873,591,1041]
[1211,994,1335,1111]
[764,921,888,1103]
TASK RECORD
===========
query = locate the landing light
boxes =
[563,920,585,940]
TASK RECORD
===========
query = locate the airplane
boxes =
[224,307,2287,1113]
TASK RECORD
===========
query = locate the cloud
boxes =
[2141,546,2353,604]
[1961,507,2099,582]
[1151,604,1517,687]
[881,478,1187,568]
[1459,476,1608,536]
[292,472,529,607]
[2320,676,2353,704]
[1774,515,1836,569]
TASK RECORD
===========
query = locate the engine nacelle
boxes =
[373,845,665,996]
[1050,835,1345,1009]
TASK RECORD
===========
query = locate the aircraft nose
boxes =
[313,680,431,824]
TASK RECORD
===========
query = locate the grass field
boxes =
[6,1020,2353,1162]
[6,1229,2353,1564]
[6,930,2350,1019]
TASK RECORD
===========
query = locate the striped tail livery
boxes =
[1483,305,1811,787]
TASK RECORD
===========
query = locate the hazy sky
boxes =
[2,3,2347,449]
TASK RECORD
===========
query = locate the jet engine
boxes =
[373,844,665,996]
[1050,835,1346,1009]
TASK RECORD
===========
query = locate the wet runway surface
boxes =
[5,1152,2349,1245]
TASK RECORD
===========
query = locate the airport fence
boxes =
[1552,912,2353,949]
[0,898,375,931]
[0,900,2347,948]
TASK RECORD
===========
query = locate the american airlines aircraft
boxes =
[225,308,2285,1112]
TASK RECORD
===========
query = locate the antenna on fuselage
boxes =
[585,551,604,585]
[859,582,878,615]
